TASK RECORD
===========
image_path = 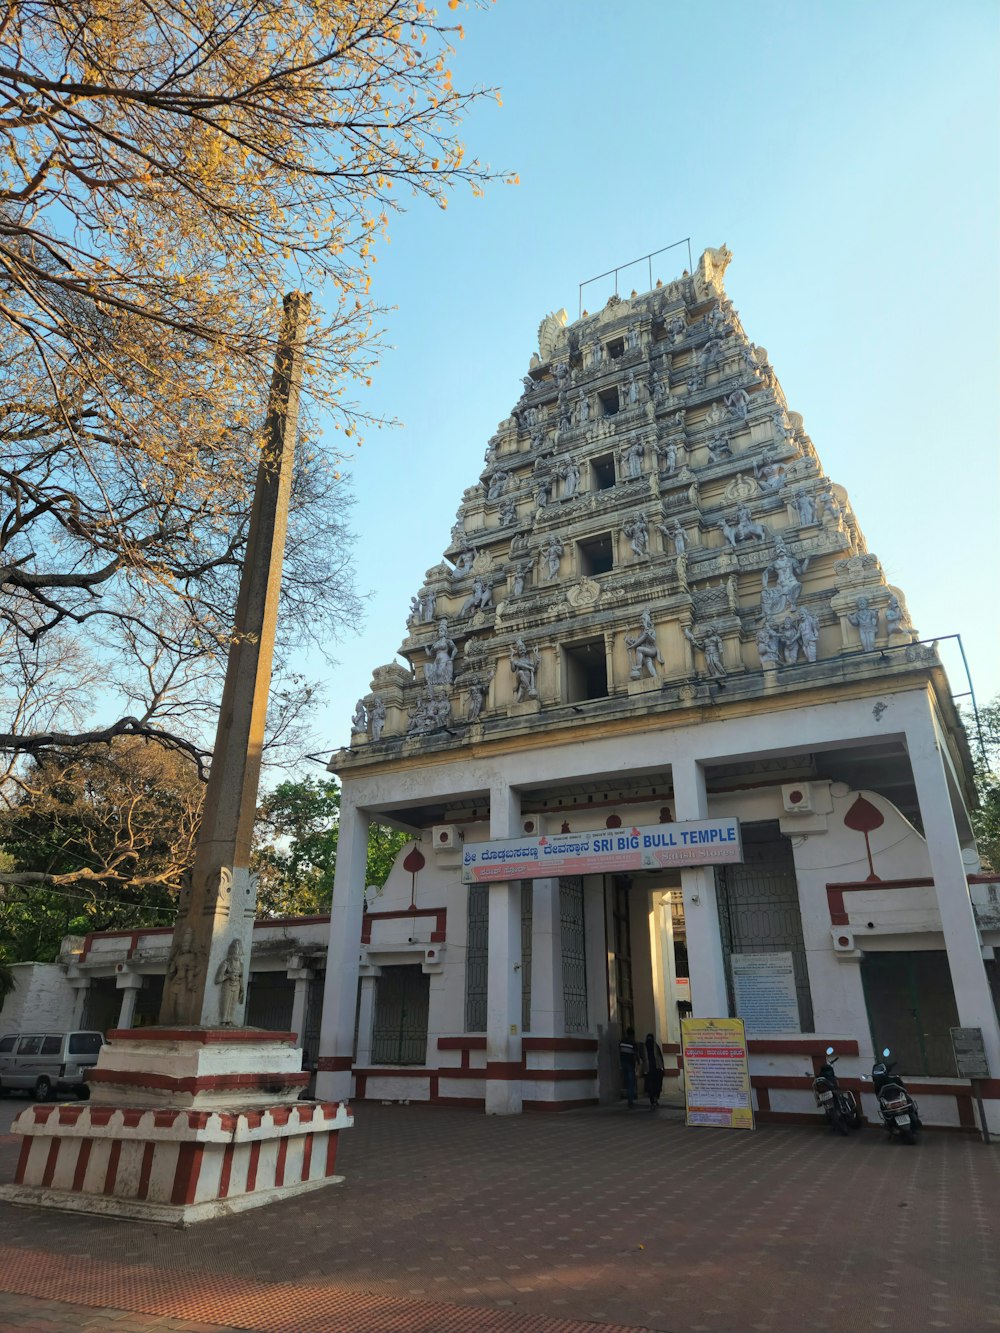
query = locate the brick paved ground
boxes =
[2,1097,999,1333]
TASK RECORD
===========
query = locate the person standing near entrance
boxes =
[643,1033,665,1109]
[619,1027,640,1108]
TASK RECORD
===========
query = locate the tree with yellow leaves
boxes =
[0,0,508,772]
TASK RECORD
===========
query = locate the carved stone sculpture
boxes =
[370,695,386,740]
[486,468,508,501]
[164,927,201,1014]
[626,610,664,680]
[620,438,644,480]
[622,512,649,558]
[797,607,819,663]
[420,587,437,623]
[700,339,723,366]
[535,479,551,511]
[352,698,368,732]
[666,314,686,345]
[425,619,458,691]
[706,432,732,464]
[510,638,540,702]
[886,594,908,638]
[848,596,879,652]
[684,624,726,678]
[754,452,786,492]
[624,370,639,407]
[498,496,517,526]
[558,458,581,498]
[577,391,590,426]
[720,503,768,548]
[214,938,245,1025]
[460,575,493,618]
[537,310,568,360]
[453,548,476,578]
[541,535,564,580]
[658,516,687,555]
[465,670,494,722]
[512,558,533,596]
[408,595,421,627]
[625,324,640,352]
[792,490,817,525]
[779,615,801,665]
[761,536,809,616]
[725,387,751,420]
[756,621,780,669]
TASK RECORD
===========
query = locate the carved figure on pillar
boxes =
[162,927,201,1021]
[797,606,820,662]
[626,610,664,680]
[510,638,540,702]
[512,558,533,596]
[623,370,639,407]
[541,535,564,580]
[657,438,679,474]
[465,671,494,722]
[849,596,879,652]
[558,458,581,498]
[620,438,644,479]
[577,391,590,426]
[214,938,246,1025]
[658,515,687,555]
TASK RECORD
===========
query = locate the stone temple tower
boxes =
[319,247,998,1124]
[354,243,916,739]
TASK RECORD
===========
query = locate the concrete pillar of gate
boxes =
[68,976,90,1028]
[905,697,1000,1089]
[672,757,729,1019]
[529,878,565,1037]
[114,971,143,1030]
[316,798,369,1102]
[486,780,523,1115]
[287,965,314,1048]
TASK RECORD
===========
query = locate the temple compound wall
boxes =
[314,247,1000,1133]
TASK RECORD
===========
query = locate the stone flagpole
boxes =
[161,291,310,1028]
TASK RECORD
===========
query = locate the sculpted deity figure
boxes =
[625,324,640,351]
[535,478,551,511]
[620,437,644,480]
[420,587,437,623]
[408,595,421,627]
[886,594,907,638]
[465,671,493,722]
[626,610,664,680]
[792,490,817,525]
[797,607,819,663]
[453,548,476,578]
[779,615,801,665]
[486,468,508,501]
[658,516,687,555]
[510,638,540,702]
[214,938,245,1026]
[761,536,809,616]
[706,432,731,464]
[590,340,604,369]
[425,619,458,691]
[756,621,780,669]
[622,512,649,558]
[848,596,879,653]
[708,301,731,335]
[649,368,664,405]
[460,574,493,618]
[577,390,590,426]
[754,452,786,492]
[699,339,722,366]
[720,502,767,548]
[370,695,386,741]
[684,624,726,678]
[558,457,581,498]
[657,438,679,474]
[666,314,686,345]
[818,488,845,525]
[165,926,200,1014]
[623,370,639,406]
[498,496,517,526]
[726,387,751,420]
[352,698,368,732]
[541,535,564,580]
[511,558,533,596]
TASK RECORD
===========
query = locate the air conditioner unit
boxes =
[781,782,814,814]
[432,824,463,850]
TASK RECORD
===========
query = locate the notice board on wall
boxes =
[730,952,801,1034]
[681,1016,755,1130]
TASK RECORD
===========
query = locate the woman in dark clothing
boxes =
[643,1032,665,1109]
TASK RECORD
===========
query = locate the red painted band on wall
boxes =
[87,1069,308,1093]
[137,1142,156,1201]
[106,1028,297,1045]
[103,1140,122,1196]
[71,1140,92,1192]
[170,1144,204,1205]
[361,906,447,944]
[316,1055,354,1072]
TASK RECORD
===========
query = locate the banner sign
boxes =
[461,818,742,884]
[681,1016,755,1130]
[731,952,801,1034]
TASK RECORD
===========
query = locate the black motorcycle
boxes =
[812,1046,863,1135]
[868,1047,921,1144]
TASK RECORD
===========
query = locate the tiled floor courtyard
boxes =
[1,1098,998,1333]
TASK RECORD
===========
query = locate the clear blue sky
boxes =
[300,0,1000,762]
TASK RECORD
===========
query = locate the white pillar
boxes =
[651,892,680,1046]
[672,758,729,1018]
[288,969,313,1046]
[486,780,522,1115]
[355,975,377,1068]
[114,974,143,1030]
[529,878,564,1037]
[907,699,1000,1078]
[316,798,369,1102]
[69,978,90,1028]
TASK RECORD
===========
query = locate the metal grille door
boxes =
[612,877,634,1035]
[372,966,430,1065]
[245,974,295,1032]
[561,876,588,1031]
[465,883,488,1032]
[521,882,533,1033]
[715,822,814,1031]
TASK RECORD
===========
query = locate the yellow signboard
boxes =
[681,1016,755,1130]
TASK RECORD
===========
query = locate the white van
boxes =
[0,1030,105,1100]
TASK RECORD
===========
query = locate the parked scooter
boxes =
[812,1046,863,1135]
[867,1048,921,1144]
